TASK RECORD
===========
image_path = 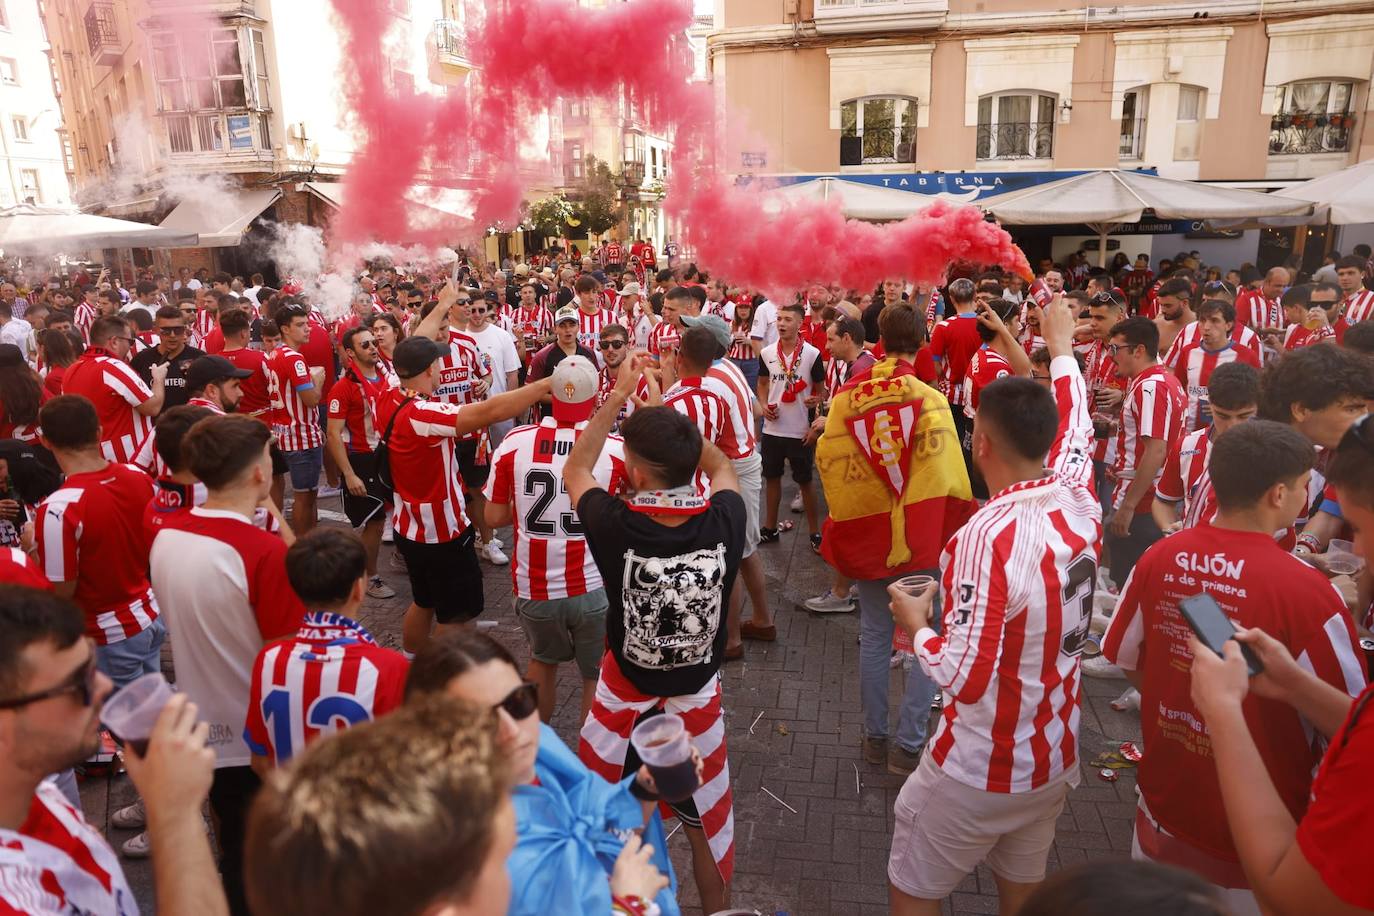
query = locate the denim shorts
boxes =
[283,445,324,492]
[95,618,166,689]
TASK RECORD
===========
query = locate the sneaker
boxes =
[804,591,855,614]
[382,519,395,544]
[809,533,823,554]
[110,799,145,830]
[121,831,151,859]
[1081,654,1127,680]
[887,744,923,776]
[488,536,504,549]
[758,526,780,544]
[861,735,887,765]
[317,485,342,499]
[480,540,510,566]
[366,576,396,599]
[790,492,803,513]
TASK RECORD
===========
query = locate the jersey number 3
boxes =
[524,468,584,537]
[1059,555,1097,657]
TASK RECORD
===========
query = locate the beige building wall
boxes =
[710,0,1374,182]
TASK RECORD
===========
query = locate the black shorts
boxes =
[760,433,814,485]
[456,438,490,490]
[342,451,389,528]
[269,441,289,477]
[395,531,483,624]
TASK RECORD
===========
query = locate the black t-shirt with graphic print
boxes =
[577,488,745,697]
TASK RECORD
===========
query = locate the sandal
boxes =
[809,533,822,553]
[759,527,780,544]
[777,519,795,533]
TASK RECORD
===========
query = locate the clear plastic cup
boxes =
[892,575,936,653]
[100,672,174,756]
[630,713,698,803]
[1326,539,1365,577]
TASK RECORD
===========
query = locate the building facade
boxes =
[1,0,72,209]
[709,0,1374,269]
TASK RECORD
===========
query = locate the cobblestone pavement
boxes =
[83,482,1142,915]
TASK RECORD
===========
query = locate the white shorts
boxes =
[733,452,763,558]
[888,757,1072,899]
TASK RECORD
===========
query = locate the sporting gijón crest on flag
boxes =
[845,388,924,499]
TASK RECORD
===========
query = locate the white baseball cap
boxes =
[551,355,599,409]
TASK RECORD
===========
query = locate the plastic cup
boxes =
[892,575,936,653]
[100,672,174,755]
[1325,539,1365,577]
[630,713,698,803]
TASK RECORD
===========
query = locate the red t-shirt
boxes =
[928,314,982,406]
[1103,524,1367,864]
[0,545,49,589]
[327,370,393,454]
[201,326,225,354]
[962,345,1013,418]
[1296,686,1374,909]
[220,346,272,417]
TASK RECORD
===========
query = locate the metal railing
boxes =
[1119,117,1146,159]
[621,160,646,186]
[1268,112,1354,155]
[434,19,469,62]
[976,121,1054,160]
[84,2,118,59]
[163,111,265,155]
[840,126,915,166]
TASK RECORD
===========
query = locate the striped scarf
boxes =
[578,652,735,881]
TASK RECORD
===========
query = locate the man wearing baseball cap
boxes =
[526,306,598,419]
[482,355,625,723]
[185,355,253,415]
[380,336,552,654]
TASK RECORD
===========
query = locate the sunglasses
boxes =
[456,299,471,305]
[157,326,187,336]
[599,339,627,350]
[1091,292,1124,306]
[112,336,136,346]
[355,339,377,350]
[495,682,538,720]
[180,308,197,316]
[0,646,98,710]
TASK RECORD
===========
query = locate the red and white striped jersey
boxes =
[509,305,553,350]
[0,544,49,590]
[1171,342,1261,431]
[0,781,135,916]
[1102,524,1366,862]
[378,389,470,544]
[72,301,98,343]
[1341,288,1374,325]
[647,320,681,359]
[663,379,730,494]
[916,354,1101,793]
[265,345,323,451]
[604,241,624,264]
[433,329,487,442]
[244,612,409,765]
[1110,365,1186,513]
[1154,426,1211,513]
[37,463,158,645]
[1283,323,1322,350]
[962,345,1015,419]
[704,357,758,460]
[483,418,627,600]
[1082,339,1124,465]
[193,307,216,344]
[60,349,155,465]
[576,307,618,364]
[1235,288,1283,330]
[594,368,647,432]
[1164,320,1261,370]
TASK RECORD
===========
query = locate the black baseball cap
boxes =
[393,336,448,379]
[186,355,252,391]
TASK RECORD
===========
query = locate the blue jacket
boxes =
[508,724,679,916]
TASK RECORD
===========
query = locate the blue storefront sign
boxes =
[227,115,253,151]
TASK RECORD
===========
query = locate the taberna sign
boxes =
[753,169,1159,206]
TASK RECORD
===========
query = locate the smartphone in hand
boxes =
[1178,592,1263,676]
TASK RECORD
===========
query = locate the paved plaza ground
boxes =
[80,481,1142,915]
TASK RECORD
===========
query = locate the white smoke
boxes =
[264,223,353,321]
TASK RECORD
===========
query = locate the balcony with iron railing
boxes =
[1119,117,1146,160]
[976,122,1055,161]
[84,2,121,67]
[162,110,271,158]
[621,159,646,188]
[434,19,471,71]
[1268,111,1355,156]
[840,126,915,167]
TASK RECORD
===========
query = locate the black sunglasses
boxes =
[456,299,471,305]
[599,340,627,350]
[495,682,538,721]
[1090,291,1124,306]
[0,647,98,710]
[157,326,187,336]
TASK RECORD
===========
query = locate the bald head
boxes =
[1262,267,1290,298]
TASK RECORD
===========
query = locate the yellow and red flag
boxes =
[817,358,974,579]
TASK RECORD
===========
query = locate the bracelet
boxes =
[628,773,660,803]
[1295,533,1322,553]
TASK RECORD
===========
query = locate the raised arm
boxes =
[566,355,642,506]
[1041,296,1094,486]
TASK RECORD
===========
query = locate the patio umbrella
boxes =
[0,203,200,252]
[763,177,932,220]
[1273,157,1374,224]
[982,169,1313,267]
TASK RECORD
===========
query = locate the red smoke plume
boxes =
[325,0,1031,286]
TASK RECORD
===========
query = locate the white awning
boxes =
[304,181,344,209]
[763,177,934,221]
[158,188,282,247]
[306,180,476,225]
[0,204,200,251]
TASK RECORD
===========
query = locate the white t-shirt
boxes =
[466,322,520,395]
[173,279,202,291]
[752,300,780,349]
[759,339,824,439]
[0,317,33,358]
